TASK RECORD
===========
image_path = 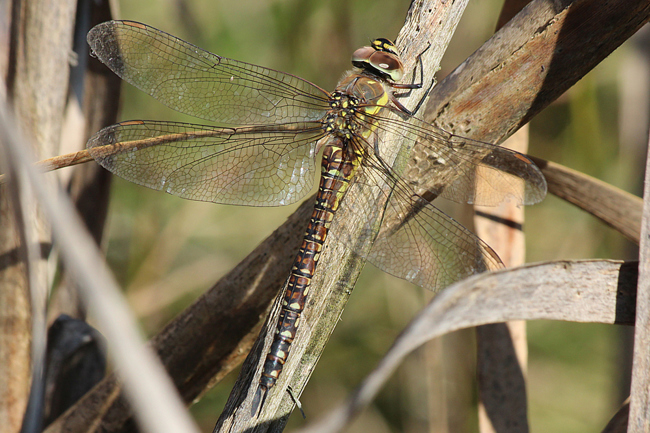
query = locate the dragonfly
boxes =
[85,21,546,415]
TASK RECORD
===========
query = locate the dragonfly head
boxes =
[352,38,404,83]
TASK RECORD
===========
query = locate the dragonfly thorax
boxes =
[323,91,361,140]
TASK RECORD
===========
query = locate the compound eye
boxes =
[351,40,405,82]
[351,46,375,64]
[369,51,404,81]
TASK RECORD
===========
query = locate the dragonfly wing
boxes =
[87,21,331,125]
[376,116,547,207]
[334,150,503,293]
[87,120,322,206]
[366,190,503,292]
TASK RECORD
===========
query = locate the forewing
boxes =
[87,21,331,125]
[376,115,547,207]
[87,120,322,206]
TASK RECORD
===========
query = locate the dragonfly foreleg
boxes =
[391,41,435,116]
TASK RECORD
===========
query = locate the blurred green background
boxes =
[94,0,646,431]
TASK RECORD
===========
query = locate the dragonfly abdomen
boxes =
[253,141,360,415]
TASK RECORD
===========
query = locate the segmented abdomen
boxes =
[257,139,360,397]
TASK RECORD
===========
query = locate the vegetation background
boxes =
[84,0,647,431]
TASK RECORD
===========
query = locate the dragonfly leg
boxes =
[408,78,436,116]
[393,42,430,92]
[389,76,435,117]
[391,42,435,116]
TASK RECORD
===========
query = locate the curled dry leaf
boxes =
[297,260,637,433]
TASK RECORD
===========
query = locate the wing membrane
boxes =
[87,21,331,125]
[334,144,503,293]
[87,120,323,206]
[365,165,503,291]
[86,21,547,293]
[373,115,547,207]
[332,107,546,292]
